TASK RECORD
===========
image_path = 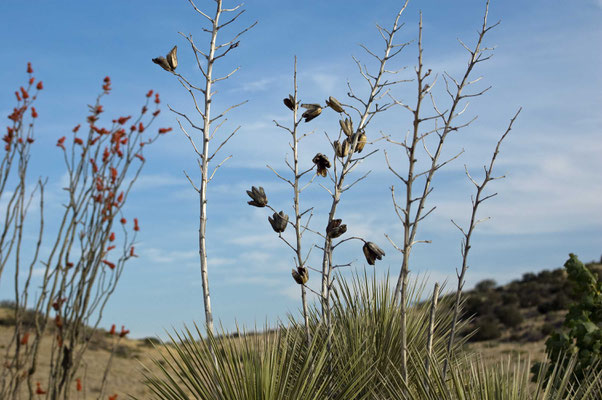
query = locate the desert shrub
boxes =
[475,279,497,292]
[495,305,524,328]
[472,316,501,341]
[140,336,162,347]
[534,253,602,383]
[537,293,570,314]
[541,322,555,336]
[114,344,132,359]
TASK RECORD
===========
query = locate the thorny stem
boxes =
[442,108,521,379]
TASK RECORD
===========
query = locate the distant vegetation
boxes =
[457,260,602,343]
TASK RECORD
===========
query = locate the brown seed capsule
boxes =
[326,219,347,239]
[268,211,289,233]
[354,132,367,153]
[246,186,268,207]
[326,96,344,113]
[339,118,353,137]
[334,140,350,158]
[312,153,331,177]
[362,241,385,265]
[152,46,178,72]
[283,95,296,111]
[301,104,322,122]
[292,266,309,285]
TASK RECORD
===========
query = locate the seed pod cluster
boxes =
[339,118,353,137]
[268,211,289,233]
[292,266,309,285]
[152,46,178,72]
[246,186,268,207]
[352,131,367,153]
[325,96,344,113]
[363,241,385,265]
[301,103,322,122]
[283,95,296,111]
[312,153,331,177]
[333,140,351,158]
[326,219,347,239]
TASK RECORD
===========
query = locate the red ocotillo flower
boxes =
[154,93,160,104]
[73,124,81,133]
[109,324,116,335]
[133,218,140,231]
[116,116,131,125]
[138,122,144,132]
[35,382,46,395]
[74,137,83,145]
[31,107,38,118]
[76,378,82,392]
[29,77,35,85]
[119,326,130,338]
[130,246,137,257]
[109,232,115,242]
[110,167,118,183]
[102,260,116,270]
[103,76,111,92]
[55,315,63,328]
[20,332,30,345]
[120,217,127,224]
[117,192,124,203]
[135,153,145,162]
[27,62,33,74]
[36,81,43,90]
[107,245,115,251]
[109,394,118,400]
[146,89,153,98]
[56,136,66,150]
[158,127,172,134]
[20,87,29,99]
[15,91,21,101]
[152,109,160,117]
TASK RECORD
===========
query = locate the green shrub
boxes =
[496,305,524,328]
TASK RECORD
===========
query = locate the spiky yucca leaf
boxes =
[138,323,374,400]
[383,350,602,400]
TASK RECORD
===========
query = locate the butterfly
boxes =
[152,46,178,72]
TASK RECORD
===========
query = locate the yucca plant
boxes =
[383,350,602,399]
[139,322,374,400]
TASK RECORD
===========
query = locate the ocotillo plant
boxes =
[384,1,503,381]
[0,67,169,399]
[153,0,255,336]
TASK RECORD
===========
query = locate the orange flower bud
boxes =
[31,107,38,118]
[29,77,35,85]
[119,326,130,338]
[15,91,21,101]
[152,110,160,116]
[116,116,131,125]
[120,218,126,224]
[133,218,140,232]
[27,62,33,74]
[102,260,115,270]
[117,192,124,203]
[138,122,144,132]
[20,332,30,345]
[130,246,137,257]
[73,124,81,133]
[109,232,115,242]
[35,382,46,395]
[158,127,172,134]
[74,137,83,145]
[109,324,116,335]
[146,90,153,98]
[20,87,29,99]
[56,136,66,150]
[135,153,145,162]
[107,245,116,251]
[36,81,43,90]
[154,93,160,104]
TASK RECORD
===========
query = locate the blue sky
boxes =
[1,0,601,338]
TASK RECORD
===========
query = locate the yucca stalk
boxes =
[165,0,256,336]
[442,108,521,379]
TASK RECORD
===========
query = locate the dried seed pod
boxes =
[334,140,350,158]
[292,266,309,285]
[246,186,268,207]
[312,153,331,177]
[152,46,178,72]
[268,211,289,233]
[326,219,347,239]
[363,241,385,265]
[301,104,322,122]
[354,132,367,153]
[326,96,344,113]
[339,118,353,137]
[283,95,296,111]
